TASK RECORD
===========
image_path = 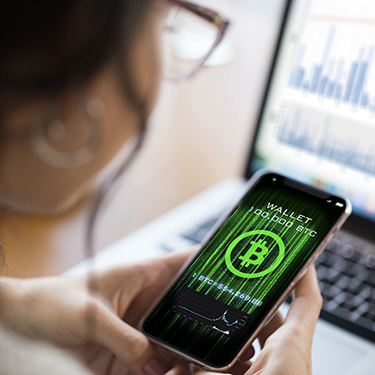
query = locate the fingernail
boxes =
[165,364,192,375]
[144,358,169,375]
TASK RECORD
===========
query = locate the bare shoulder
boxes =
[0,325,93,375]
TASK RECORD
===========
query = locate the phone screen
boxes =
[142,173,348,368]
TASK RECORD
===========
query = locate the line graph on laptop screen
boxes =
[251,0,375,221]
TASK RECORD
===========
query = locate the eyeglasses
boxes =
[163,0,231,82]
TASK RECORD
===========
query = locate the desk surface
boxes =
[0,0,285,278]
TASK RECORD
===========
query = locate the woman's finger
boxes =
[229,359,252,375]
[284,265,323,339]
[96,306,170,375]
[257,311,284,349]
[238,343,255,361]
[141,247,197,291]
[255,266,320,349]
[103,248,196,305]
[121,248,198,324]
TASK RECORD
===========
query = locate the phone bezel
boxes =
[140,170,352,370]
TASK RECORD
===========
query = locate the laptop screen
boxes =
[248,0,375,226]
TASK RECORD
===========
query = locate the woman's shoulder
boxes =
[0,325,93,375]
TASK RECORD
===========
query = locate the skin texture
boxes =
[0,250,193,375]
[0,325,94,375]
[0,248,322,375]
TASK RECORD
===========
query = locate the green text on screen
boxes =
[143,174,346,368]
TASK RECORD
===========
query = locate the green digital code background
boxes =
[143,174,345,367]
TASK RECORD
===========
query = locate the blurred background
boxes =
[3,0,286,277]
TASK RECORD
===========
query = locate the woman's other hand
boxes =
[202,265,322,375]
[0,250,194,375]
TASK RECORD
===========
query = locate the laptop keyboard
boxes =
[160,215,375,343]
[315,238,375,342]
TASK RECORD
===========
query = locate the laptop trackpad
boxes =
[312,331,366,375]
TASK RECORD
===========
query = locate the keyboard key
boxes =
[358,285,372,300]
[323,267,341,284]
[181,217,220,244]
[354,302,371,316]
[341,294,363,310]
[320,252,344,268]
[347,283,368,296]
[341,244,355,259]
[367,290,375,304]
[350,249,363,263]
[363,298,375,309]
[159,235,197,252]
[330,304,353,320]
[324,299,339,311]
[333,258,347,272]
[316,236,375,342]
[319,280,331,295]
[350,311,375,329]
[200,218,219,231]
[326,238,341,254]
[182,227,209,243]
[365,254,375,269]
[354,267,368,282]
[344,278,362,294]
[316,264,328,280]
[363,310,375,322]
[336,275,350,289]
[365,269,375,287]
[325,285,343,300]
[343,261,364,277]
[340,303,357,312]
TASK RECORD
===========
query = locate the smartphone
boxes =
[141,171,351,370]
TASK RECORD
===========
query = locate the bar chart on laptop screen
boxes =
[255,0,375,220]
[277,105,375,175]
[288,1,375,112]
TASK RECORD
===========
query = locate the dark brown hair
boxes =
[0,0,152,97]
[0,0,154,263]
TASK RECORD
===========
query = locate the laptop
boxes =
[66,0,375,373]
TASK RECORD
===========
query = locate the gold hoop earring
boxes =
[30,98,105,169]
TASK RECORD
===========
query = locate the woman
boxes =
[0,0,322,374]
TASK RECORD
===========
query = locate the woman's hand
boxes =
[248,266,322,375]
[0,250,194,375]
[203,265,323,375]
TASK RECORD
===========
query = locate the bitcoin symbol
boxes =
[238,239,269,267]
[225,230,286,279]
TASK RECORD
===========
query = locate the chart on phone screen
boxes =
[173,287,248,338]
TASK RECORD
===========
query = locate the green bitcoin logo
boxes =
[225,230,285,278]
[239,239,269,267]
